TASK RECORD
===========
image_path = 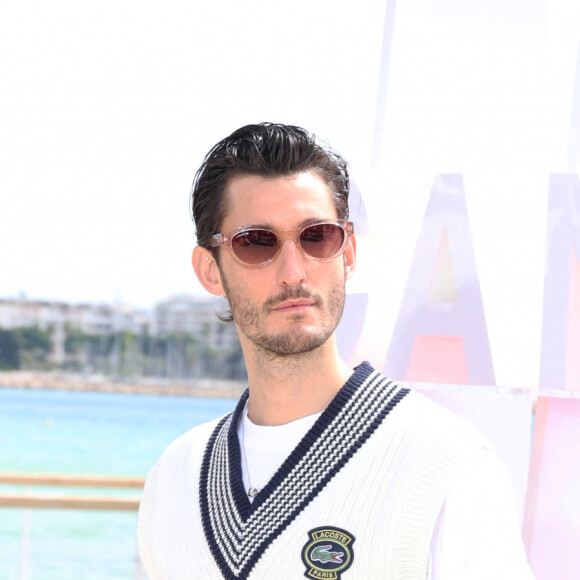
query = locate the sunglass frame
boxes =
[210,218,354,268]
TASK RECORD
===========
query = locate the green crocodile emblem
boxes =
[302,526,355,579]
[311,544,344,564]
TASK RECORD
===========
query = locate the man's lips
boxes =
[271,298,315,311]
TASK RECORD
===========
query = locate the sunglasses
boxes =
[211,219,354,267]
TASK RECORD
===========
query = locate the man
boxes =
[138,123,534,579]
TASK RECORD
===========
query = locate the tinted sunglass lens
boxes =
[232,230,279,264]
[300,224,345,259]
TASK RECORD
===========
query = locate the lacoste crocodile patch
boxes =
[302,526,355,579]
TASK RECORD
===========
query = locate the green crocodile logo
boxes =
[311,544,344,564]
[302,526,355,579]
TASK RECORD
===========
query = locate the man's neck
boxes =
[242,340,353,426]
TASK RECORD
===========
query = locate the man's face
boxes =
[214,170,355,357]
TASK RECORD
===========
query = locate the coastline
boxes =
[0,370,246,399]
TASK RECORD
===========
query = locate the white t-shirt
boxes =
[237,403,533,580]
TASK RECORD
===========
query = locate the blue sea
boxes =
[0,387,238,580]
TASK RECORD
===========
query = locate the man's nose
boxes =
[276,239,308,286]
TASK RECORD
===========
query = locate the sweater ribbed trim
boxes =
[199,362,409,580]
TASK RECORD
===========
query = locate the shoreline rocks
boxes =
[0,370,245,399]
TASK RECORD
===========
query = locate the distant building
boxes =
[153,294,239,348]
[0,297,151,335]
[0,294,239,366]
[0,297,151,364]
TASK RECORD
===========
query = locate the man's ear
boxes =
[344,233,357,281]
[192,246,225,296]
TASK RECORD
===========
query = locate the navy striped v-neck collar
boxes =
[199,361,408,579]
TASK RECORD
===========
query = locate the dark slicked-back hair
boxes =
[190,123,350,252]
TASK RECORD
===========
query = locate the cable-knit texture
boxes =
[138,362,487,580]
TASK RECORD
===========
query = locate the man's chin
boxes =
[258,329,330,357]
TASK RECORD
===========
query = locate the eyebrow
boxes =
[232,217,333,232]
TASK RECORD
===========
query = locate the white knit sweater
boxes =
[138,363,489,579]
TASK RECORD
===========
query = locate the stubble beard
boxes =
[221,275,346,357]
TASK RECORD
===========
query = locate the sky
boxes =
[1,0,579,388]
[1,0,385,306]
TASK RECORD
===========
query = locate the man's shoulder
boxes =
[350,363,487,450]
[160,412,230,463]
[398,388,478,427]
[145,412,233,484]
[377,380,490,455]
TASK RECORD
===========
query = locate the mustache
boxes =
[263,286,322,311]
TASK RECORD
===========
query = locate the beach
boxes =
[0,370,246,399]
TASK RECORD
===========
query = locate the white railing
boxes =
[0,472,146,579]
